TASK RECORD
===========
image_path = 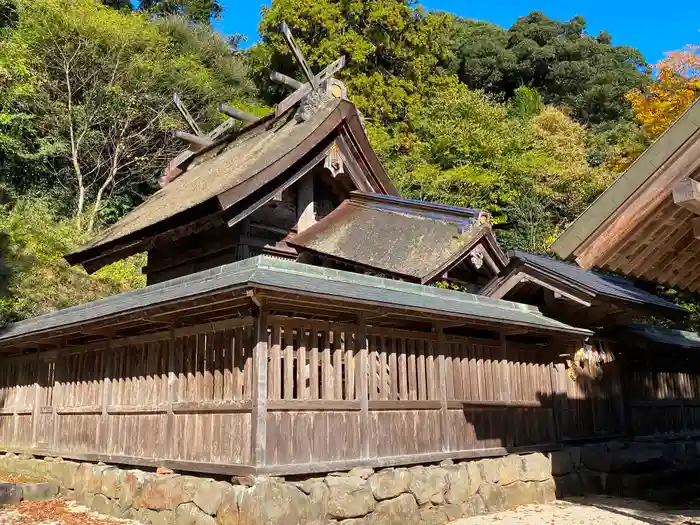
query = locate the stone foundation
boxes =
[553,439,700,503]
[0,453,555,524]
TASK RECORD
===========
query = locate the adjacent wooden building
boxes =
[552,98,700,292]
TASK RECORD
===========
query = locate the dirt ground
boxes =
[0,499,139,525]
[2,495,700,524]
[454,496,700,525]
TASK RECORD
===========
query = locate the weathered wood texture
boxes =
[556,340,624,440]
[0,316,636,474]
[623,347,700,438]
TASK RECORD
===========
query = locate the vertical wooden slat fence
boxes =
[623,344,700,438]
[555,340,625,440]
[0,314,645,475]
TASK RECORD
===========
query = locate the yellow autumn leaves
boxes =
[626,44,700,140]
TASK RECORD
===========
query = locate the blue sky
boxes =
[215,1,699,64]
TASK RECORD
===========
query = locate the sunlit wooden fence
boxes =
[1,311,679,476]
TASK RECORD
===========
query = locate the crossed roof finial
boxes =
[161,22,348,187]
[272,21,347,118]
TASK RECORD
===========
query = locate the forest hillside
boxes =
[0,0,698,324]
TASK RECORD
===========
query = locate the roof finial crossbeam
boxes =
[271,21,348,119]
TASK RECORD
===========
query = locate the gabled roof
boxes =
[0,255,591,352]
[65,99,398,272]
[551,98,700,291]
[502,251,686,313]
[287,192,505,283]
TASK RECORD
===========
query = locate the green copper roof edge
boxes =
[248,257,591,335]
[552,98,700,259]
[0,256,591,345]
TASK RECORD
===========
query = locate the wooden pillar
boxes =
[296,174,315,233]
[607,342,628,436]
[250,299,269,467]
[12,360,21,447]
[52,357,61,450]
[167,326,177,458]
[436,323,449,452]
[98,338,112,450]
[500,334,514,448]
[648,351,659,435]
[31,349,41,447]
[550,361,566,442]
[357,314,369,458]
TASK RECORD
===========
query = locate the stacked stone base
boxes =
[0,452,555,524]
[553,439,700,502]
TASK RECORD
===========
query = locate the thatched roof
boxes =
[66,99,397,272]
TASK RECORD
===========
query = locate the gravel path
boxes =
[453,496,700,525]
[0,499,139,525]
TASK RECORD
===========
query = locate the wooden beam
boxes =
[174,130,213,149]
[0,446,256,477]
[218,104,259,125]
[280,21,316,87]
[31,349,41,446]
[225,142,331,226]
[673,178,700,215]
[270,71,303,91]
[250,298,269,467]
[275,55,346,117]
[255,444,558,476]
[574,135,700,270]
[358,314,369,458]
[173,93,203,136]
[98,338,112,450]
[693,217,700,239]
[167,326,176,457]
[296,174,315,232]
[486,271,525,300]
[436,323,448,453]
[160,117,237,187]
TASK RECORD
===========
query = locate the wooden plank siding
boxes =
[622,343,700,438]
[0,315,637,475]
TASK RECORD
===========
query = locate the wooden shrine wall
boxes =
[556,340,625,441]
[0,318,255,474]
[0,315,631,475]
[621,346,700,438]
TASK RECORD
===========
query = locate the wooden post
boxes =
[357,314,369,458]
[31,350,41,447]
[648,352,659,435]
[500,334,514,448]
[167,326,177,458]
[296,175,315,233]
[550,361,566,441]
[436,323,449,452]
[98,339,112,450]
[52,358,61,450]
[251,299,269,467]
[618,362,632,437]
[12,360,21,447]
[607,342,628,436]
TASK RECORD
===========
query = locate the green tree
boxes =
[371,78,612,249]
[0,0,255,232]
[448,11,650,125]
[251,0,454,123]
[0,196,145,321]
[139,0,223,24]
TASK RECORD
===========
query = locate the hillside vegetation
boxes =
[0,0,698,323]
